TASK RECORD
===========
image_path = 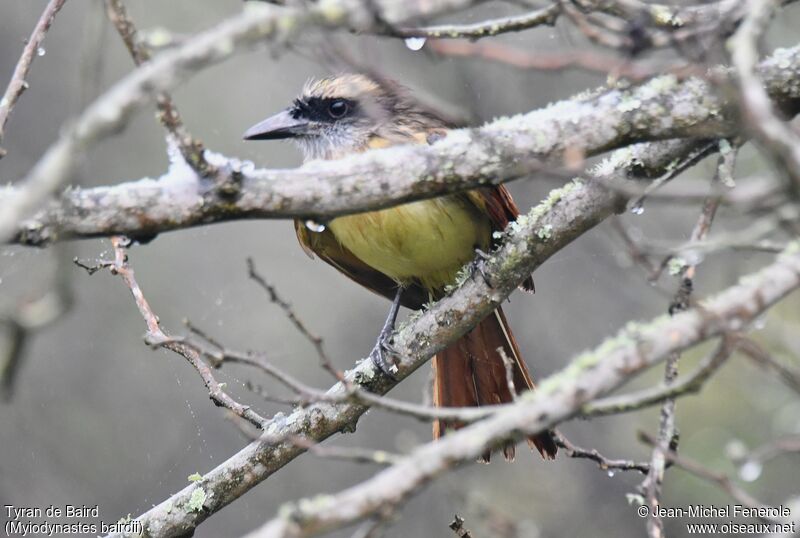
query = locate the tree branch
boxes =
[6,44,800,246]
[74,237,268,429]
[729,0,800,193]
[103,134,789,536]
[0,0,483,243]
[396,4,560,39]
[104,0,218,180]
[244,244,800,538]
[0,0,68,158]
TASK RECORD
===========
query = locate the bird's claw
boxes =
[471,248,493,288]
[369,336,399,380]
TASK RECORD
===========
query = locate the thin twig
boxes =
[75,238,267,429]
[639,432,787,525]
[246,258,343,381]
[119,241,800,538]
[428,40,698,81]
[496,348,518,402]
[553,431,651,474]
[287,435,402,466]
[397,4,559,39]
[584,337,737,417]
[0,0,68,158]
[737,436,800,466]
[629,140,720,213]
[103,0,218,180]
[641,145,737,538]
[729,0,800,195]
[610,217,660,279]
[738,337,800,395]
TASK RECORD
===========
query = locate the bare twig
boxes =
[641,145,736,538]
[1,243,72,400]
[243,245,800,538]
[246,258,342,381]
[584,337,737,417]
[7,43,800,246]
[610,217,660,279]
[737,436,800,466]
[103,0,217,180]
[669,141,738,313]
[397,4,559,39]
[738,337,800,395]
[150,330,497,423]
[0,0,486,243]
[729,0,800,194]
[496,348,518,402]
[639,432,787,525]
[629,141,720,214]
[0,0,68,158]
[428,40,696,81]
[107,152,800,538]
[553,431,651,474]
[75,237,267,429]
[287,436,402,466]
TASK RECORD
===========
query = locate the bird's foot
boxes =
[369,332,399,380]
[368,287,403,380]
[471,248,494,288]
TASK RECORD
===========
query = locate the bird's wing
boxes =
[407,129,536,292]
[465,186,536,292]
[292,131,437,310]
[294,220,428,309]
[294,127,531,304]
[406,129,534,291]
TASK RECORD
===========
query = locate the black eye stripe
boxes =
[291,97,355,122]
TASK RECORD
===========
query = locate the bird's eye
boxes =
[327,100,349,119]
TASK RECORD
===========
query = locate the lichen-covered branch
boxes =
[0,0,481,243]
[245,244,800,538]
[396,4,560,39]
[6,44,800,246]
[730,0,800,192]
[101,135,758,538]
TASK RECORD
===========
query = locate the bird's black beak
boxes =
[243,110,308,140]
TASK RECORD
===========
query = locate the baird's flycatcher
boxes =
[244,74,557,461]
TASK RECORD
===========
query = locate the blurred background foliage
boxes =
[1,1,799,537]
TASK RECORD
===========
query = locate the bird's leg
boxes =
[471,247,494,288]
[369,287,403,379]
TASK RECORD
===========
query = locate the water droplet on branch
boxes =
[37,47,45,56]
[404,37,426,51]
[305,219,326,233]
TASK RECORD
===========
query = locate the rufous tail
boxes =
[432,306,558,462]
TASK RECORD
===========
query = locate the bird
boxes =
[244,74,557,461]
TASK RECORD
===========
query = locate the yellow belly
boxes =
[328,196,491,291]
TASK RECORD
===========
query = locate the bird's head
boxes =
[243,73,444,161]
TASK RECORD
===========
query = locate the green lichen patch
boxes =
[186,487,206,512]
[668,257,688,276]
[536,224,553,240]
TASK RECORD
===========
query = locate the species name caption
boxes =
[4,504,142,536]
[636,504,796,535]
